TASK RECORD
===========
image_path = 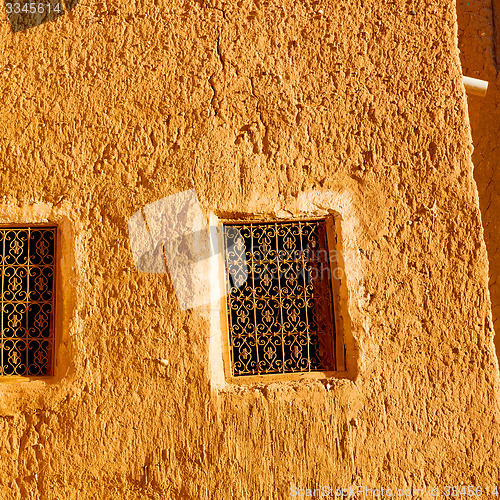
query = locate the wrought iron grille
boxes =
[0,226,56,376]
[223,219,337,377]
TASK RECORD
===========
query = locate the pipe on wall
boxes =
[463,76,489,96]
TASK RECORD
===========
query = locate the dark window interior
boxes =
[223,219,338,377]
[0,226,56,376]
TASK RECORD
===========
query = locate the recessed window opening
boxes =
[0,226,56,376]
[222,218,342,378]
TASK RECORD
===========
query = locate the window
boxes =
[221,217,344,379]
[0,225,56,376]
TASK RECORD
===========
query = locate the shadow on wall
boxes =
[4,0,80,32]
[456,0,500,360]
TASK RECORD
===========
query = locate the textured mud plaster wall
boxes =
[0,0,498,498]
[456,0,500,357]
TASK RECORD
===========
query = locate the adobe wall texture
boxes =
[457,0,500,356]
[0,0,498,498]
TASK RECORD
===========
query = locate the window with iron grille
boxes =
[0,226,56,377]
[222,218,343,378]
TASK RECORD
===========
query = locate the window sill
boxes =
[225,370,349,386]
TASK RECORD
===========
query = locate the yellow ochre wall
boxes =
[0,0,498,498]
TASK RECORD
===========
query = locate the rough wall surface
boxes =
[457,0,500,356]
[0,0,498,498]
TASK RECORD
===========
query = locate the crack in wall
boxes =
[257,111,271,157]
[209,6,226,20]
[215,36,225,72]
[208,74,218,116]
[209,37,225,116]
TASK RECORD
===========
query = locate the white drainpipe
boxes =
[463,76,488,96]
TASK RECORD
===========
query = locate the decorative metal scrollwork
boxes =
[0,227,56,376]
[223,220,336,377]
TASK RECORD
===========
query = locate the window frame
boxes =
[218,215,346,384]
[0,222,58,380]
